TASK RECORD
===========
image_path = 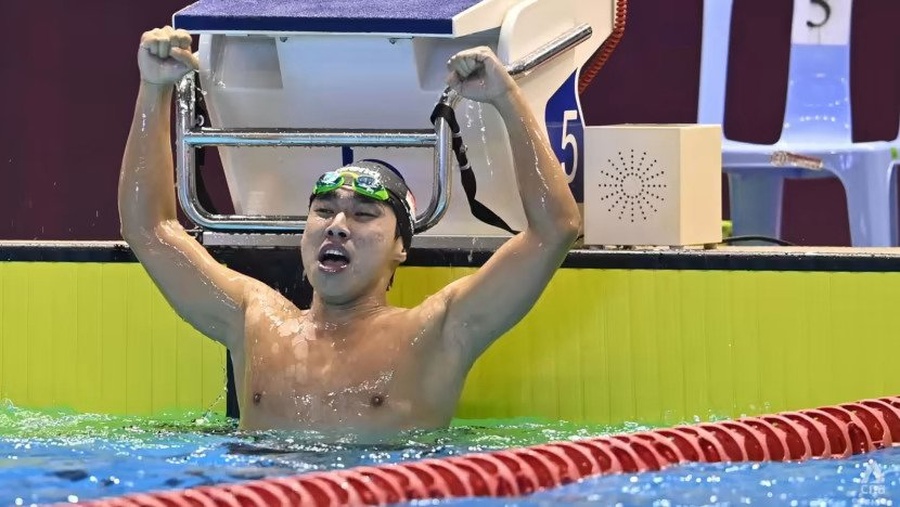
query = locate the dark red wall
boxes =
[2,0,899,245]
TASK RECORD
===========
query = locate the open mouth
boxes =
[317,245,351,273]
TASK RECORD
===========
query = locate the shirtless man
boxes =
[120,26,581,438]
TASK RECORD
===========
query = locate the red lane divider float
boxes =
[81,395,900,506]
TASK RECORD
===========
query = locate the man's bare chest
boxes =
[234,300,459,430]
[242,326,426,422]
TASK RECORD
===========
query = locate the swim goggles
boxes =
[312,170,390,202]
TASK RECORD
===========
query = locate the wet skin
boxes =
[119,27,581,438]
[234,279,467,436]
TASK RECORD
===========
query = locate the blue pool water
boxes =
[0,403,629,505]
[3,402,900,506]
[409,448,900,506]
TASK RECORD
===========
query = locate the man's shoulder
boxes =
[380,291,458,346]
[397,289,454,320]
[242,280,304,318]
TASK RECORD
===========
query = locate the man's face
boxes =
[300,188,406,303]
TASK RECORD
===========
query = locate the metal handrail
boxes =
[174,23,592,235]
[175,76,453,233]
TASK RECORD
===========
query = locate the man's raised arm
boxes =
[437,47,581,364]
[119,26,261,350]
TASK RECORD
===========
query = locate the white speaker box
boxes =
[582,124,723,247]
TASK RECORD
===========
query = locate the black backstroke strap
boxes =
[430,103,519,235]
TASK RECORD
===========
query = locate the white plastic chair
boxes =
[699,0,900,246]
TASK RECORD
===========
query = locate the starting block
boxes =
[171,0,618,248]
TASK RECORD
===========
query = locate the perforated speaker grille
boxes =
[597,148,669,223]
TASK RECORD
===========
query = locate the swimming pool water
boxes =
[403,448,900,506]
[5,401,900,506]
[0,402,635,505]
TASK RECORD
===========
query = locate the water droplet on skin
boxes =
[464,101,492,168]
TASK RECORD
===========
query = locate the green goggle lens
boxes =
[313,171,390,201]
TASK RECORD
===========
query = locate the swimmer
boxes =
[119,26,580,437]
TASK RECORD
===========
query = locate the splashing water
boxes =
[0,401,639,505]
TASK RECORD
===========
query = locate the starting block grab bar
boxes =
[175,23,593,235]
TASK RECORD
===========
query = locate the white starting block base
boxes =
[197,33,530,237]
[174,0,615,240]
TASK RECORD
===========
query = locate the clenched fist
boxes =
[138,26,198,86]
[446,46,516,104]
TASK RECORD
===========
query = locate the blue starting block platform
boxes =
[174,0,509,36]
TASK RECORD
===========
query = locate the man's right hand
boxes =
[446,47,516,106]
[138,26,198,86]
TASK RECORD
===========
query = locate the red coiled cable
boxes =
[578,0,628,95]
